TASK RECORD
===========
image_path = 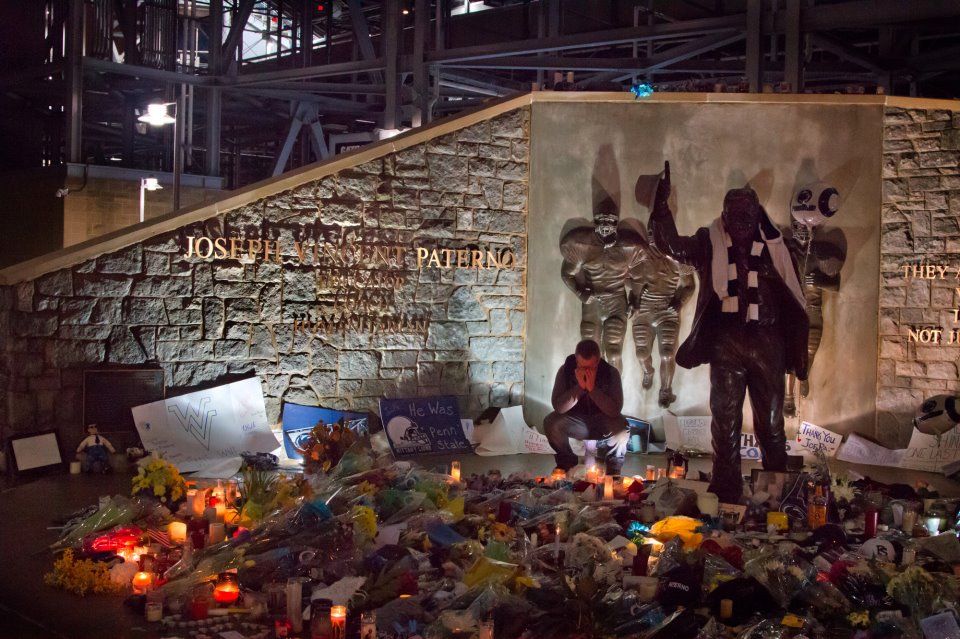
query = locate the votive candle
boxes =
[168,521,187,544]
[330,605,347,639]
[450,461,461,482]
[603,476,614,500]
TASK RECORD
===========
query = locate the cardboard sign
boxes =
[785,421,842,458]
[132,377,278,473]
[379,395,472,457]
[836,433,906,467]
[281,403,368,462]
[901,426,960,473]
[662,413,712,454]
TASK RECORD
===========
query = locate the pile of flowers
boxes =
[44,549,121,596]
[131,454,187,504]
[46,437,960,639]
[294,419,358,474]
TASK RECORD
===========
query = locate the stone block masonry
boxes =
[0,108,530,449]
[878,107,960,446]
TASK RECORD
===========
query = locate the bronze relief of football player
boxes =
[559,203,646,371]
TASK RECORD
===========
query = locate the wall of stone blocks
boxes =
[0,108,530,451]
[878,106,960,446]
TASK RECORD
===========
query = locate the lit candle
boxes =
[168,521,187,544]
[622,476,635,490]
[214,572,240,606]
[330,605,347,639]
[645,465,656,481]
[657,468,666,480]
[554,524,561,560]
[450,461,461,482]
[214,500,226,522]
[924,515,942,536]
[190,489,205,518]
[551,468,566,484]
[132,571,154,594]
[603,476,614,500]
[720,599,733,619]
[585,465,599,484]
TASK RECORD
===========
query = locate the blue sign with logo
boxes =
[281,402,368,462]
[378,395,472,457]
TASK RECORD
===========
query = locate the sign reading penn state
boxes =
[379,395,472,457]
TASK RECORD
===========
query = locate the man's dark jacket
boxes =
[649,202,810,379]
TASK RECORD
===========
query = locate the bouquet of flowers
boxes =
[45,549,121,596]
[744,549,816,607]
[131,454,187,505]
[295,419,358,474]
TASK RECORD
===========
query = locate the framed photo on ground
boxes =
[7,429,64,477]
[751,469,801,509]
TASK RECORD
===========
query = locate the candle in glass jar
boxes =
[645,465,656,481]
[585,465,599,484]
[603,476,614,500]
[132,571,154,594]
[902,510,918,535]
[330,605,347,639]
[145,601,163,622]
[214,572,240,606]
[168,521,187,544]
[551,468,566,484]
[208,522,226,544]
[450,461,461,482]
[360,611,377,639]
[190,489,205,518]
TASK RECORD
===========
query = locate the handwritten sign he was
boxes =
[379,395,472,457]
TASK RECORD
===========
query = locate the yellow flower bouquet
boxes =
[131,454,187,506]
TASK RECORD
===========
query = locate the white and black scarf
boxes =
[709,212,806,322]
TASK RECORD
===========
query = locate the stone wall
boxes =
[0,108,530,450]
[878,106,960,445]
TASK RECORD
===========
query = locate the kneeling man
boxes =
[544,339,629,475]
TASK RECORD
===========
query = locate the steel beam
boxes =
[745,0,762,92]
[206,0,224,177]
[346,0,385,83]
[783,0,802,92]
[84,58,211,85]
[412,0,430,126]
[65,0,84,164]
[809,33,887,75]
[223,0,256,73]
[228,59,385,85]
[427,14,743,63]
[382,0,400,130]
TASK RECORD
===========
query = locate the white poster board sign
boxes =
[900,426,960,473]
[785,421,842,458]
[132,377,278,473]
[662,413,712,454]
[836,433,906,467]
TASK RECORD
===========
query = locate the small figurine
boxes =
[76,423,116,473]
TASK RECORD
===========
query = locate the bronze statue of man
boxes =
[649,161,809,502]
[628,246,695,407]
[559,204,646,371]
